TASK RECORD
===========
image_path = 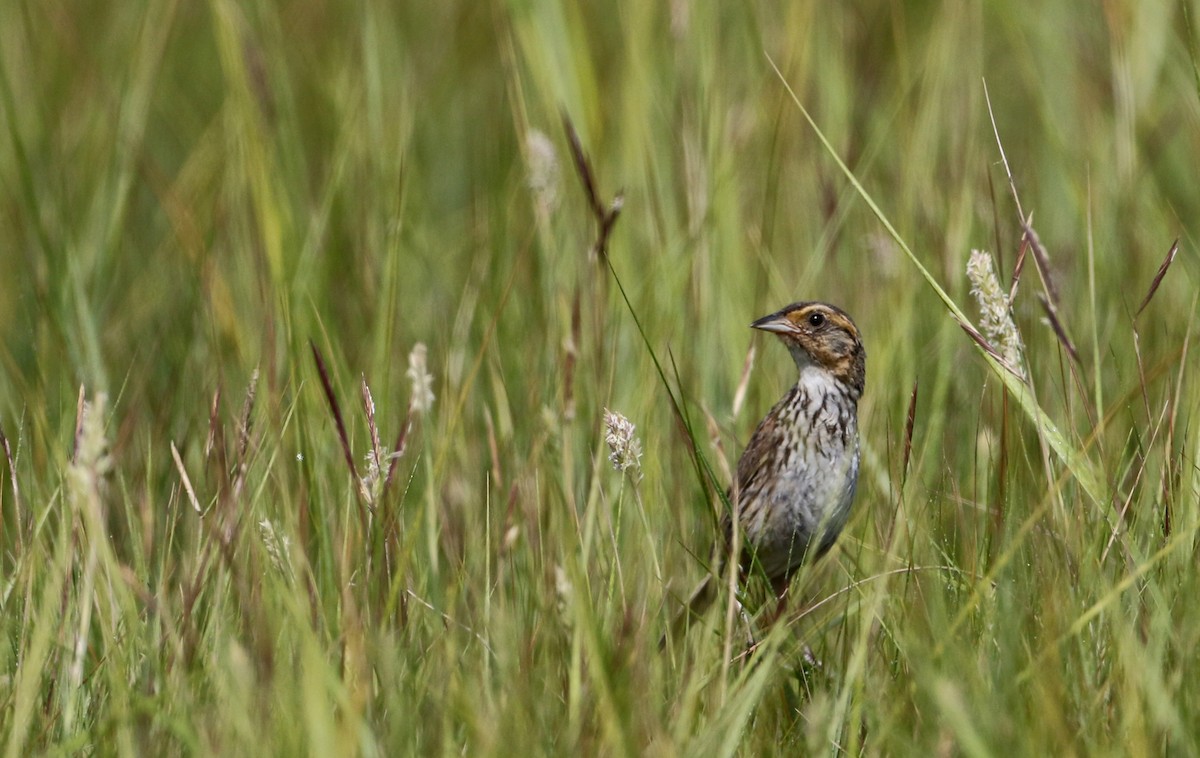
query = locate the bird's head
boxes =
[751,301,865,396]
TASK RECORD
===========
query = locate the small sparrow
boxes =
[672,301,865,635]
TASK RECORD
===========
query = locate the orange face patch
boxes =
[781,303,859,339]
[754,302,865,395]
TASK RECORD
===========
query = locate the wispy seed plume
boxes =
[525,128,560,215]
[69,391,112,504]
[967,249,1025,378]
[603,409,643,480]
[258,518,293,577]
[407,343,435,414]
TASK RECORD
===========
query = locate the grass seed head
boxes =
[525,128,560,214]
[69,392,112,506]
[407,343,435,414]
[603,408,643,480]
[967,249,1025,378]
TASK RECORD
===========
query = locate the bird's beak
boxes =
[750,313,799,335]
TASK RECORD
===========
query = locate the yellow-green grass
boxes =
[1,1,1198,754]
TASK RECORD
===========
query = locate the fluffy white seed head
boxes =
[603,408,643,480]
[407,343,435,414]
[967,249,1024,378]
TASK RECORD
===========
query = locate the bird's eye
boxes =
[807,312,826,328]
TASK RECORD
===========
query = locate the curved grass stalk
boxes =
[766,54,1108,516]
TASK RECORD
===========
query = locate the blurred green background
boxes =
[1,1,1198,754]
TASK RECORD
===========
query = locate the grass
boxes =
[1,0,1199,754]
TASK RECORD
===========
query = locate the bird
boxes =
[669,301,865,639]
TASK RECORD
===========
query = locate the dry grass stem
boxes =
[171,441,202,514]
[562,113,624,261]
[1009,224,1031,303]
[233,369,260,500]
[204,387,223,463]
[310,341,358,481]
[731,344,756,419]
[1021,222,1061,309]
[0,422,21,541]
[1038,294,1081,366]
[1135,238,1180,317]
[383,404,414,494]
[362,375,383,474]
[902,379,919,482]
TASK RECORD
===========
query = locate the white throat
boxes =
[795,362,842,395]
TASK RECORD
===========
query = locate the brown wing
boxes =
[718,386,796,549]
